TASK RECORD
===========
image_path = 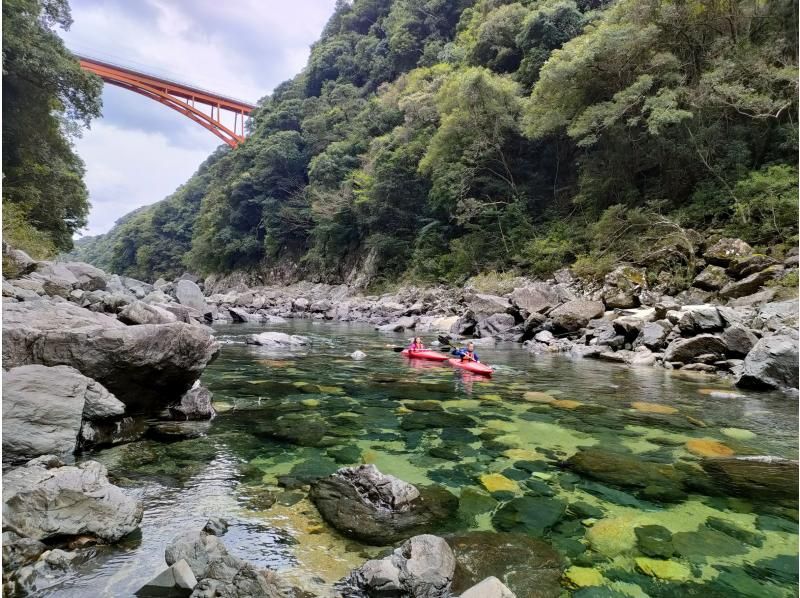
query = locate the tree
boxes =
[2,0,102,256]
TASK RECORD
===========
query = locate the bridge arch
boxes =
[76,55,256,148]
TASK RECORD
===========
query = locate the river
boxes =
[49,320,798,597]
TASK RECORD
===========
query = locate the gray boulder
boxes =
[3,301,220,412]
[692,265,731,291]
[468,294,509,318]
[136,559,197,596]
[2,243,37,277]
[633,321,672,351]
[727,254,778,278]
[175,279,208,313]
[549,300,605,332]
[169,383,215,420]
[3,455,142,542]
[677,305,723,333]
[719,265,783,299]
[62,262,108,291]
[663,334,727,364]
[721,324,758,358]
[510,284,559,316]
[477,313,517,339]
[340,535,455,598]
[165,530,228,580]
[752,300,799,332]
[246,332,310,348]
[227,306,256,323]
[460,577,517,598]
[704,238,753,266]
[310,465,457,545]
[118,300,178,325]
[736,335,799,390]
[3,365,125,463]
[602,266,647,309]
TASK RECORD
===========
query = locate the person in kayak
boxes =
[408,336,425,351]
[452,341,480,362]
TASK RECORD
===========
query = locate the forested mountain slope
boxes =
[70,0,798,287]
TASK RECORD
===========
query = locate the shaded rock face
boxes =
[175,279,208,313]
[693,265,731,291]
[701,457,799,501]
[3,301,220,412]
[736,335,799,390]
[2,243,37,278]
[310,465,458,545]
[510,284,559,317]
[446,531,563,598]
[2,365,126,463]
[633,321,671,351]
[663,334,727,364]
[169,383,216,420]
[721,324,758,358]
[468,294,509,319]
[3,456,143,542]
[719,265,783,299]
[339,534,455,598]
[549,300,605,332]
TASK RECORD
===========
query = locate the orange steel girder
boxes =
[76,55,256,148]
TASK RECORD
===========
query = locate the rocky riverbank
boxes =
[202,237,799,394]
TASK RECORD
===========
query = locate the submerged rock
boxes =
[701,456,799,500]
[310,465,457,545]
[339,534,455,598]
[3,455,142,542]
[446,531,563,598]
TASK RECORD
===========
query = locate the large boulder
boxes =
[663,334,727,364]
[310,465,458,545]
[736,334,799,390]
[118,300,178,325]
[339,535,455,598]
[3,301,220,412]
[704,238,753,266]
[175,279,208,313]
[477,313,517,339]
[719,265,783,299]
[468,294,509,318]
[752,300,799,332]
[633,321,672,351]
[2,365,125,463]
[677,305,723,333]
[246,332,310,348]
[3,455,142,542]
[61,262,108,291]
[510,284,559,317]
[2,243,37,277]
[602,266,647,309]
[721,324,758,358]
[446,531,563,598]
[549,300,605,332]
[692,265,731,291]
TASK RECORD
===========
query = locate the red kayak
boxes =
[448,358,493,377]
[401,349,450,362]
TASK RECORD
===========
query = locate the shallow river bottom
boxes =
[51,320,799,597]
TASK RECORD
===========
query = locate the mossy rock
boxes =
[492,496,566,536]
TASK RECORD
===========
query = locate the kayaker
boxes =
[408,336,425,351]
[452,341,479,362]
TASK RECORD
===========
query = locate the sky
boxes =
[62,0,337,236]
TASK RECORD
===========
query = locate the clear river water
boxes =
[49,320,798,597]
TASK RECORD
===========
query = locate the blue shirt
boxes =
[452,347,479,362]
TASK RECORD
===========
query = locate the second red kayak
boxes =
[448,358,493,377]
[402,349,450,362]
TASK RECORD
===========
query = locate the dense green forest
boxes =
[69,0,798,286]
[2,0,102,258]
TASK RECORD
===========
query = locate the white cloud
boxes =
[75,122,213,235]
[64,0,338,235]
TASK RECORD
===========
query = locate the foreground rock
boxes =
[310,465,458,545]
[3,301,220,412]
[338,534,455,598]
[736,334,799,390]
[2,365,126,463]
[3,455,143,542]
[160,529,292,597]
[446,531,563,598]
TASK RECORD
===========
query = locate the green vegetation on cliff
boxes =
[2,0,102,257]
[72,0,798,284]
